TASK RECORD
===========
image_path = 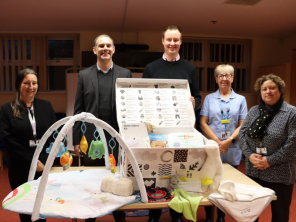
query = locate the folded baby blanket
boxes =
[168,188,203,222]
[208,181,275,222]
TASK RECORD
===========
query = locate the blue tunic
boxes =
[200,89,248,165]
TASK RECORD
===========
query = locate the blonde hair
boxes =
[214,64,234,77]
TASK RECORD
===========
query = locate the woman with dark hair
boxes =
[0,68,56,222]
[239,74,296,222]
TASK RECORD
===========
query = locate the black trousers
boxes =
[85,211,125,222]
[249,176,294,222]
[8,168,46,222]
[204,206,225,220]
[149,208,182,219]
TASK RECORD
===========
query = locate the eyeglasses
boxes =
[98,43,113,48]
[22,82,38,87]
[217,74,232,80]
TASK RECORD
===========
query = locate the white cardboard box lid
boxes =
[116,78,196,132]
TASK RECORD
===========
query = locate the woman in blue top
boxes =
[200,64,248,222]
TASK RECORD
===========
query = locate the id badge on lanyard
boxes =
[221,131,231,139]
[220,98,232,139]
[28,106,37,147]
[256,142,267,155]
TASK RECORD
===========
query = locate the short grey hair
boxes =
[93,34,114,47]
[214,64,235,77]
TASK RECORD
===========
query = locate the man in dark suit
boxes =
[73,34,131,222]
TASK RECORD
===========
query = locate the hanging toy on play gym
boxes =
[80,121,88,154]
[88,127,105,160]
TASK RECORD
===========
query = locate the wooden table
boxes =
[50,163,262,210]
[50,163,276,221]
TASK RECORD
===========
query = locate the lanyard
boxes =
[28,105,37,142]
[219,98,232,135]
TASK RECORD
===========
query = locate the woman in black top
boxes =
[0,69,56,222]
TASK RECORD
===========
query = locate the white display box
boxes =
[115,78,217,191]
[116,78,195,128]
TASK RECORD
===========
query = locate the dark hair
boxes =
[254,73,286,95]
[11,69,38,119]
[162,25,182,39]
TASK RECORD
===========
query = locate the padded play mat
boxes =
[2,169,139,219]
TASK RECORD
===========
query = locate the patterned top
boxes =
[239,101,296,185]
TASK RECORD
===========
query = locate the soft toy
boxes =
[80,122,88,154]
[109,154,116,173]
[80,135,88,154]
[46,142,67,157]
[88,140,105,160]
[60,151,73,171]
[161,175,188,190]
[45,131,67,157]
[101,176,133,197]
[144,122,156,133]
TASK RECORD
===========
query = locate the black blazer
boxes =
[0,98,57,170]
[73,64,131,145]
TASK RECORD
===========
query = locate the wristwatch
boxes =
[229,136,235,143]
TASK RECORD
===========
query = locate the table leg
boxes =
[212,205,217,221]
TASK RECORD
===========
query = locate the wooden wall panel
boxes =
[258,63,291,103]
[291,49,296,106]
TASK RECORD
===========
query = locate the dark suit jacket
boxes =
[73,63,131,146]
[0,98,57,170]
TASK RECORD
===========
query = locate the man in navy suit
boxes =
[73,34,131,222]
